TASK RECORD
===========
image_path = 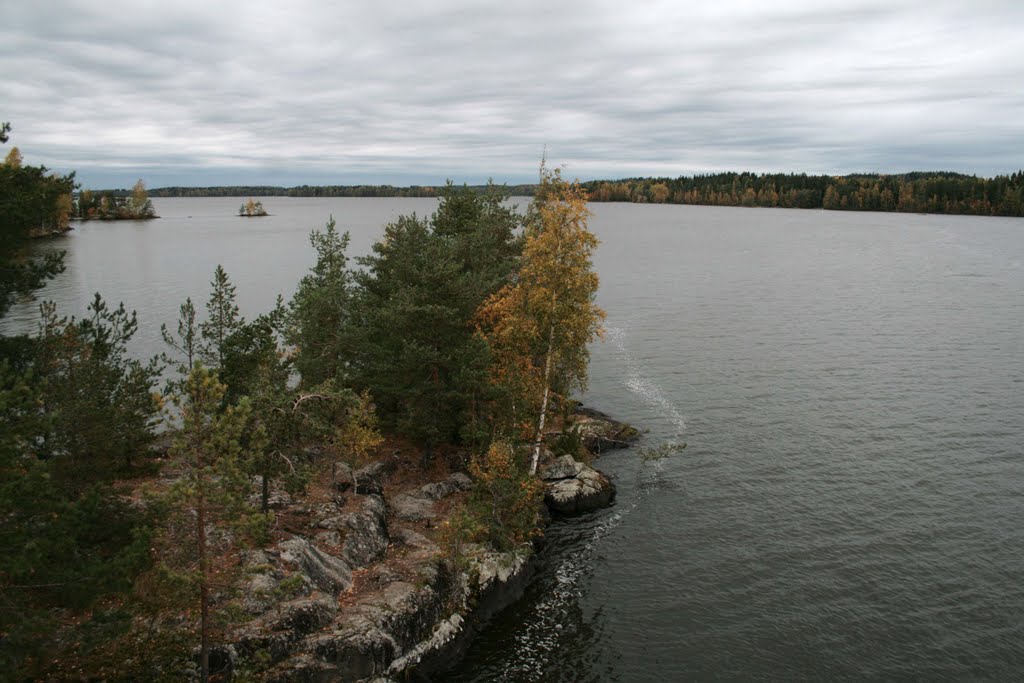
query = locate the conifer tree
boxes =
[245,373,353,512]
[350,183,521,458]
[162,366,269,683]
[287,217,353,386]
[34,294,162,477]
[0,124,73,317]
[467,440,543,551]
[161,297,199,389]
[199,265,243,371]
[220,305,287,405]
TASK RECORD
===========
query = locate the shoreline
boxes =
[213,408,638,681]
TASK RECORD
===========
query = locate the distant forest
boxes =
[582,171,1024,216]
[133,171,1024,217]
[147,183,538,198]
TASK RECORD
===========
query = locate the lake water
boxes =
[6,198,1024,679]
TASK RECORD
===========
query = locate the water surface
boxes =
[7,199,1023,679]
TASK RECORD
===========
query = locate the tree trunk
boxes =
[421,441,433,471]
[197,497,210,683]
[261,472,270,513]
[530,324,556,475]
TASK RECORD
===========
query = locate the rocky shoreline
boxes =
[201,408,637,682]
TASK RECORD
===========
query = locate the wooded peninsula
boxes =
[2,122,627,681]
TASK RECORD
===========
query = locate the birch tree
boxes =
[476,166,604,474]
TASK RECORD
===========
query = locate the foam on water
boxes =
[487,327,689,680]
[606,326,687,441]
[492,503,637,681]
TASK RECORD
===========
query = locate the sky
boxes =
[2,0,1023,188]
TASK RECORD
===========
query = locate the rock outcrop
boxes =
[541,454,617,515]
[224,469,535,682]
[245,540,534,683]
[279,537,353,595]
[391,473,472,523]
[220,409,635,681]
[352,460,396,495]
[570,407,640,453]
[339,494,390,568]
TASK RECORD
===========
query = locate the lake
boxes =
[6,198,1024,679]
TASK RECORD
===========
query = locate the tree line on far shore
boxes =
[582,170,1024,216]
[117,170,1024,217]
[147,183,540,198]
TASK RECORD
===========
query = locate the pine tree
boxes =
[0,125,73,316]
[287,217,353,386]
[350,184,522,458]
[162,366,269,683]
[161,297,199,389]
[34,294,162,478]
[199,265,243,371]
[352,214,456,453]
[246,373,352,512]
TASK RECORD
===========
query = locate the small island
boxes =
[238,197,269,216]
[75,179,158,220]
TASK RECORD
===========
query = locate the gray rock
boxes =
[308,626,396,681]
[341,494,390,568]
[572,407,640,453]
[353,460,395,495]
[279,537,353,595]
[372,566,404,586]
[540,454,584,481]
[242,572,279,615]
[420,478,460,501]
[473,550,531,593]
[449,471,472,490]
[315,530,342,547]
[331,462,353,492]
[391,493,436,522]
[544,458,616,515]
[227,533,540,682]
[245,481,292,510]
[265,594,337,635]
[391,527,439,552]
[242,549,273,569]
[392,473,471,523]
[316,515,346,531]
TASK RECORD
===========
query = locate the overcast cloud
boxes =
[2,0,1022,187]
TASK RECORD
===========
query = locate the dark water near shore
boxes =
[7,199,1024,679]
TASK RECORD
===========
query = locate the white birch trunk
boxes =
[530,324,556,475]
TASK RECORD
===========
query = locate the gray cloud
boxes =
[2,0,1022,187]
